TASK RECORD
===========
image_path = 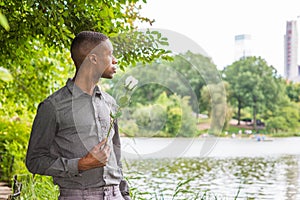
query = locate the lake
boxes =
[120,137,300,199]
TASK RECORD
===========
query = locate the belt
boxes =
[60,185,118,191]
[59,185,119,196]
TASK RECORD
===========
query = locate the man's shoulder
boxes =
[42,85,70,105]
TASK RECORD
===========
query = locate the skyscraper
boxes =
[234,34,252,61]
[284,20,299,82]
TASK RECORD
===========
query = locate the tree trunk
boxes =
[237,98,241,125]
[253,97,257,132]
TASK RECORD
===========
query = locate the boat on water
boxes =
[254,134,273,142]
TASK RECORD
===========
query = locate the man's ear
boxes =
[88,54,97,64]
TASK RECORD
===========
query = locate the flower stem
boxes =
[105,116,114,145]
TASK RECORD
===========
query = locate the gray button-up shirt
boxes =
[26,79,123,189]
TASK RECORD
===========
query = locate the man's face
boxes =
[93,39,117,79]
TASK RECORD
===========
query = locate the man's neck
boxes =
[74,74,99,96]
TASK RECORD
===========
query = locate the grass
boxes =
[11,173,242,200]
[9,174,59,200]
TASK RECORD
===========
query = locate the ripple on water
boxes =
[124,155,300,199]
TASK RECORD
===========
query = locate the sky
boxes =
[138,0,300,75]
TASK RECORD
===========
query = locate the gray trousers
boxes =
[58,185,124,200]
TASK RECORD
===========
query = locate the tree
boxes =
[0,0,170,68]
[200,81,233,130]
[125,92,197,137]
[167,51,220,112]
[0,42,73,116]
[266,97,300,133]
[286,82,300,103]
[0,0,170,116]
[222,60,249,125]
[223,57,282,131]
[111,51,219,113]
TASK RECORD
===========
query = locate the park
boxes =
[1,1,300,199]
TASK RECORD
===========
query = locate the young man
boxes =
[26,31,131,200]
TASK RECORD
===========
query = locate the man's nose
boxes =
[112,56,117,64]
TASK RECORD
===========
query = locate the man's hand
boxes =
[78,139,111,171]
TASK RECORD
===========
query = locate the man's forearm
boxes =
[26,153,81,177]
[78,139,111,171]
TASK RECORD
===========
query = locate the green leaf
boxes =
[115,111,122,118]
[108,8,114,18]
[151,31,159,35]
[110,112,116,118]
[159,41,169,46]
[119,96,129,107]
[0,67,13,82]
[0,12,9,31]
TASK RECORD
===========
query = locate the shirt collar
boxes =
[94,84,102,98]
[66,78,102,98]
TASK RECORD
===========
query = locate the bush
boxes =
[0,117,30,182]
[165,107,182,137]
[266,116,288,133]
[132,104,167,137]
[123,93,197,137]
[119,119,139,137]
[12,174,59,199]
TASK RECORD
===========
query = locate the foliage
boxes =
[0,12,9,31]
[0,0,171,118]
[132,104,167,137]
[1,0,148,53]
[168,95,198,137]
[266,116,289,133]
[223,56,282,130]
[164,51,220,111]
[0,116,59,199]
[165,107,182,136]
[0,66,13,87]
[0,117,31,182]
[111,30,172,70]
[119,92,197,137]
[266,97,300,133]
[200,82,230,134]
[12,174,59,199]
[200,82,233,129]
[222,58,300,133]
[0,41,73,117]
[0,0,171,70]
[286,81,300,102]
[1,1,300,199]
[109,51,218,112]
[119,118,139,137]
[172,178,201,200]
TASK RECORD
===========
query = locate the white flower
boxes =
[125,75,138,90]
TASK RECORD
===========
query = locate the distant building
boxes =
[234,34,252,61]
[284,20,299,82]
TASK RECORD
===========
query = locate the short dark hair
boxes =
[70,31,108,69]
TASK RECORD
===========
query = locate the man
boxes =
[26,31,131,200]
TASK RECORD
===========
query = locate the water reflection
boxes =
[124,155,300,199]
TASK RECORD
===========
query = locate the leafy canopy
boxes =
[0,0,170,68]
[0,0,171,116]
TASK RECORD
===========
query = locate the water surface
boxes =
[121,137,300,199]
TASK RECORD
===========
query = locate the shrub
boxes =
[119,119,139,137]
[0,117,30,182]
[132,104,167,137]
[165,107,182,137]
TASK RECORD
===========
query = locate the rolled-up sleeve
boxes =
[26,100,79,177]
